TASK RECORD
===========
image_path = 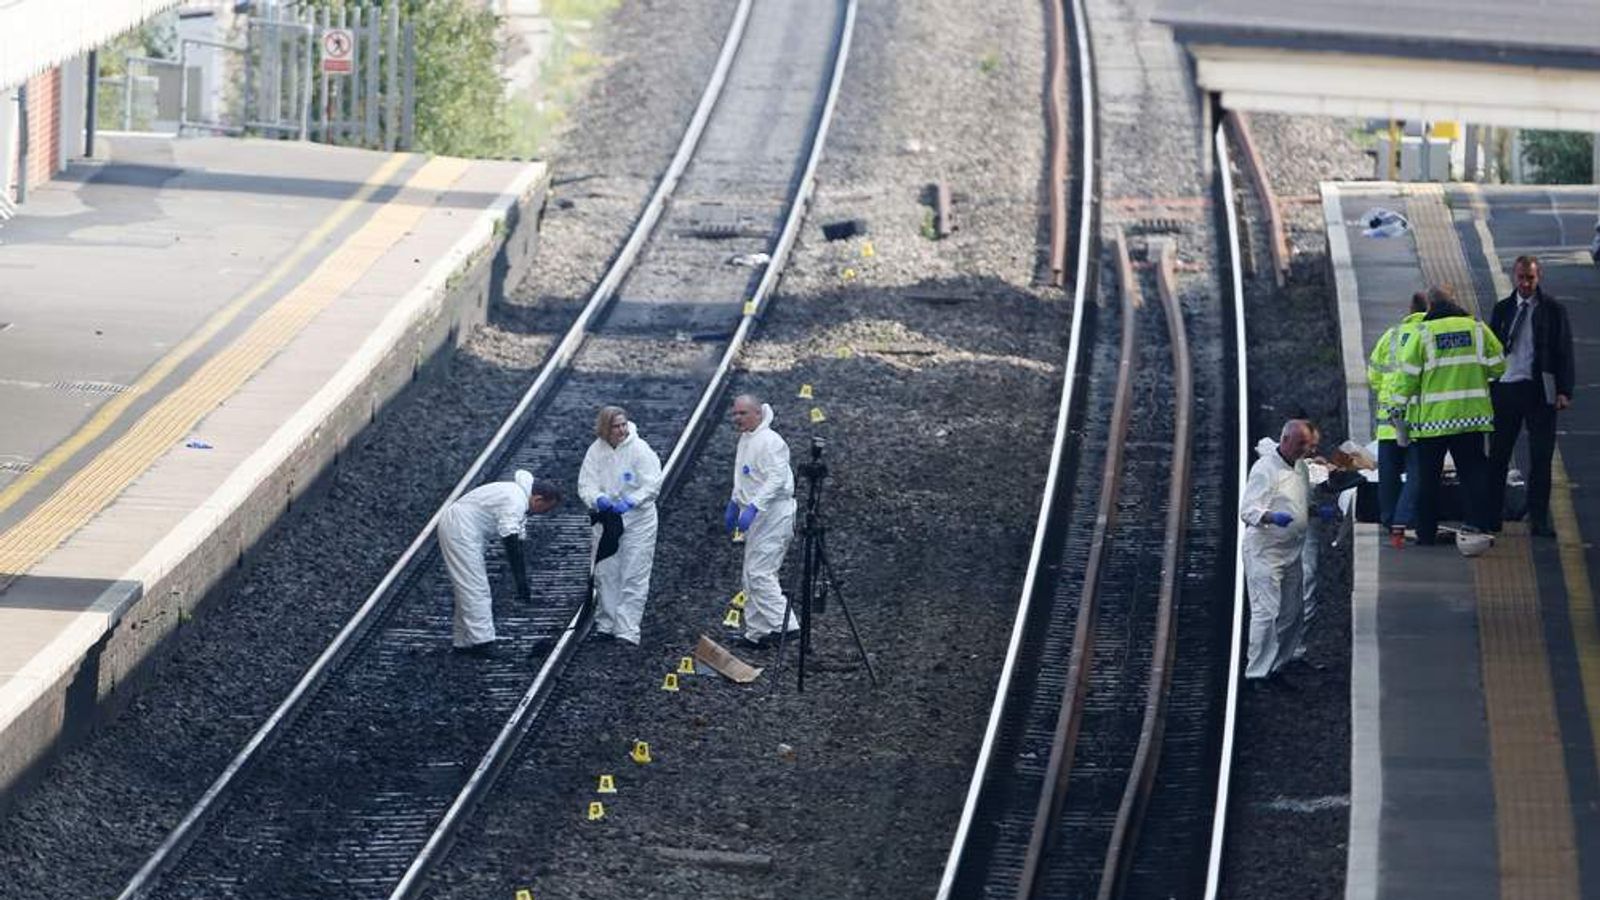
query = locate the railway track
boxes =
[116,1,857,897]
[937,0,1248,896]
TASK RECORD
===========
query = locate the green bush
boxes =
[1521,130,1593,184]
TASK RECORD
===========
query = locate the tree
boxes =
[1521,130,1593,185]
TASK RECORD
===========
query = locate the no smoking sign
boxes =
[321,28,355,75]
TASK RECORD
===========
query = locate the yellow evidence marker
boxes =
[723,608,742,628]
[861,240,875,258]
[809,407,827,424]
[797,383,814,399]
[588,801,606,821]
[743,299,757,316]
[516,890,534,900]
[661,672,680,692]
[597,774,617,794]
[677,656,697,675]
[731,590,747,609]
[631,740,653,764]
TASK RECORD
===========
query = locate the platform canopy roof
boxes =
[1155,0,1600,131]
[0,0,183,90]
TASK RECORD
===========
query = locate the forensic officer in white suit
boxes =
[437,470,562,655]
[578,405,663,645]
[723,394,800,648]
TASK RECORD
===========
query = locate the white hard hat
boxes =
[1457,531,1493,557]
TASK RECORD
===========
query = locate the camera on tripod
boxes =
[797,435,828,481]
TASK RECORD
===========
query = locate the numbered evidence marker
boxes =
[797,383,814,399]
[661,672,680,692]
[597,774,617,794]
[743,299,757,316]
[723,608,742,628]
[809,407,827,424]
[588,801,606,821]
[731,590,747,609]
[631,740,653,764]
[677,656,697,675]
[516,890,534,900]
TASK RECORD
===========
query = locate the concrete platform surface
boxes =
[1329,182,1600,899]
[0,134,547,800]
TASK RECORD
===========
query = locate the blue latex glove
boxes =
[1266,511,1294,527]
[614,497,636,515]
[737,503,759,531]
[595,495,614,513]
[1315,503,1338,523]
[723,500,740,532]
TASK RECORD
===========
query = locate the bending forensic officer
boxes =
[724,394,799,649]
[438,470,562,656]
[578,405,662,645]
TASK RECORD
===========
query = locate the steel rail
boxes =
[934,0,1098,891]
[1097,238,1194,899]
[391,1,859,894]
[1017,226,1140,895]
[116,2,758,896]
[1044,0,1070,285]
[1203,119,1252,900]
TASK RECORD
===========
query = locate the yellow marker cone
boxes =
[842,267,857,281]
[597,774,617,794]
[861,240,875,258]
[516,890,534,900]
[797,383,814,400]
[731,590,747,609]
[723,608,742,628]
[677,656,696,675]
[588,801,606,821]
[809,407,827,424]
[834,345,853,359]
[730,528,746,544]
[631,740,652,764]
[661,672,680,692]
[743,299,757,316]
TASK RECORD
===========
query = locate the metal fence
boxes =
[94,2,415,149]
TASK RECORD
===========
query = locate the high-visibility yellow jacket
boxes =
[1367,311,1426,441]
[1394,308,1505,439]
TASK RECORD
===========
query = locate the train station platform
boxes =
[0,134,547,802]
[1326,181,1600,899]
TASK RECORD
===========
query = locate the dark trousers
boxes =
[1410,432,1492,543]
[1378,439,1415,529]
[1489,380,1557,529]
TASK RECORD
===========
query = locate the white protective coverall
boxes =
[578,422,662,645]
[732,404,799,640]
[1239,437,1310,679]
[438,471,534,648]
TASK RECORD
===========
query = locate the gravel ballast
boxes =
[0,2,731,897]
[0,4,1376,899]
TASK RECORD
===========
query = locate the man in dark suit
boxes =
[1488,255,1575,537]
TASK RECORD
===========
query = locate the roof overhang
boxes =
[1185,43,1600,132]
[0,0,184,91]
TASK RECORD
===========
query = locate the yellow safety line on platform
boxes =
[0,153,412,519]
[1406,183,1481,315]
[0,156,469,587]
[1551,451,1600,796]
[1474,524,1581,898]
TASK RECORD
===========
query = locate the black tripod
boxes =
[771,437,878,692]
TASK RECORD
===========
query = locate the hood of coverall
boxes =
[754,403,775,433]
[514,469,534,499]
